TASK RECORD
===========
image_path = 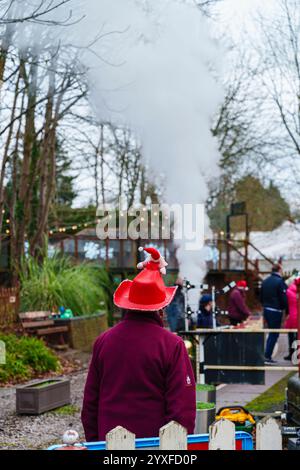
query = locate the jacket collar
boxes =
[124,310,164,327]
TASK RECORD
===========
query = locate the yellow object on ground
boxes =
[216,406,256,425]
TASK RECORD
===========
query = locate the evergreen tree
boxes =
[209,176,291,233]
[55,140,77,207]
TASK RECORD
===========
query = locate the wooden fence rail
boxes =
[59,417,282,451]
[0,286,19,328]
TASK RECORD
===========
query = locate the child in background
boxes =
[197,294,214,328]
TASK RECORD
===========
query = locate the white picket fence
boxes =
[103,417,282,451]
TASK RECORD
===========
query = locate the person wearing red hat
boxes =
[81,247,196,441]
[228,280,250,326]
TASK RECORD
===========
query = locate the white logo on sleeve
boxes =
[186,375,191,386]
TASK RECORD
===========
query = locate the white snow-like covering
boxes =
[248,221,300,260]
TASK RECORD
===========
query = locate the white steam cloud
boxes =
[8,0,222,299]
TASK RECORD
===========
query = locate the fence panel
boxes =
[55,418,282,451]
[159,421,187,450]
[256,417,282,450]
[209,419,236,450]
[106,426,135,450]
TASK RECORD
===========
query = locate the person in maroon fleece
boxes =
[81,247,196,441]
[228,280,251,326]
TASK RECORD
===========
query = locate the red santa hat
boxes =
[114,247,177,311]
[138,246,160,261]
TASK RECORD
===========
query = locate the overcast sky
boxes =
[216,0,276,37]
[74,0,288,207]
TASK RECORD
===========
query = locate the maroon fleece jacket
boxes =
[81,311,196,441]
[228,287,250,322]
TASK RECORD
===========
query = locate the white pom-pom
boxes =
[138,246,144,252]
[63,430,79,445]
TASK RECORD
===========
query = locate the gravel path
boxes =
[0,368,89,450]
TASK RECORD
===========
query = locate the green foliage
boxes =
[196,384,216,391]
[55,140,77,207]
[0,334,59,384]
[19,254,109,316]
[209,176,290,232]
[246,373,294,413]
[48,205,96,234]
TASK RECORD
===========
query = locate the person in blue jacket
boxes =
[166,278,185,332]
[260,264,288,364]
[197,294,214,328]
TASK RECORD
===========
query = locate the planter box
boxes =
[194,407,216,434]
[16,378,70,414]
[55,312,108,352]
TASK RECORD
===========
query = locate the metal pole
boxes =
[244,213,249,273]
[212,285,216,329]
[184,279,189,332]
[226,215,230,270]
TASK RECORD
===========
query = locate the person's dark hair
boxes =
[199,294,212,307]
[121,309,159,318]
[272,264,282,273]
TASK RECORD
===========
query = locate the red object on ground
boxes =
[188,439,243,450]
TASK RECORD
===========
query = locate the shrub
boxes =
[20,254,110,316]
[0,334,60,384]
[196,384,216,392]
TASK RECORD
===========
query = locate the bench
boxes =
[19,311,69,345]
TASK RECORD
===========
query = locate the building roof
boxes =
[249,221,300,260]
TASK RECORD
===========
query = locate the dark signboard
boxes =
[230,202,246,216]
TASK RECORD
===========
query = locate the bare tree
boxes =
[194,0,223,16]
[209,47,269,210]
[0,0,78,26]
[0,35,87,270]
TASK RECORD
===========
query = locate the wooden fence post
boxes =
[256,417,282,450]
[159,421,187,450]
[106,426,135,450]
[209,419,235,450]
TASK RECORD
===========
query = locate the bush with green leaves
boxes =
[20,254,111,316]
[196,384,216,392]
[0,334,60,384]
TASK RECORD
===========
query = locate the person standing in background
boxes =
[284,278,299,361]
[228,280,251,326]
[261,264,288,365]
[197,294,214,328]
[165,278,185,332]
